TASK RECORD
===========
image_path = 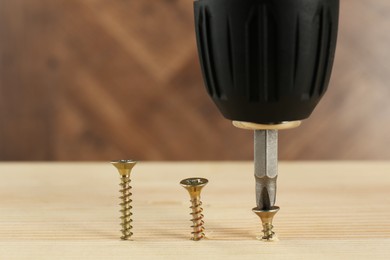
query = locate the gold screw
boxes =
[111,160,137,240]
[180,177,208,241]
[252,206,280,242]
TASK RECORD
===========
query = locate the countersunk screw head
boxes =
[111,160,137,176]
[180,177,208,198]
[180,177,208,241]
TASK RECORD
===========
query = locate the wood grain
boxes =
[1,0,390,160]
[0,162,389,259]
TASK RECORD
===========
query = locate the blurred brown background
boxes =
[0,0,389,161]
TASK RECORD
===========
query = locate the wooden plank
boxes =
[0,162,389,259]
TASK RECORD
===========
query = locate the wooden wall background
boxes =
[0,0,389,161]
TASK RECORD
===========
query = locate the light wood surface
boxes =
[0,162,390,259]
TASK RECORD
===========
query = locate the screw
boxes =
[111,160,137,240]
[180,177,208,241]
[252,206,280,242]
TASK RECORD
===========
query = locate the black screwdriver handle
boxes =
[194,0,339,124]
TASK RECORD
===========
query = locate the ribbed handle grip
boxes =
[194,0,339,123]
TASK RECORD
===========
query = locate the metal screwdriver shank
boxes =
[111,160,137,240]
[254,130,279,241]
[254,130,278,210]
[180,178,208,241]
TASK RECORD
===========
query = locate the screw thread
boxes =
[119,174,133,240]
[189,198,205,240]
[261,222,275,240]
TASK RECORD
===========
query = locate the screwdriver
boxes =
[193,0,339,241]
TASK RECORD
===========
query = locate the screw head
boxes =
[252,206,279,223]
[180,177,208,198]
[111,160,137,176]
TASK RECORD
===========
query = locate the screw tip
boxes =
[191,233,206,241]
[257,234,279,242]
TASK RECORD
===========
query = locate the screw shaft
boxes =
[261,222,275,240]
[119,174,133,240]
[189,197,205,240]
